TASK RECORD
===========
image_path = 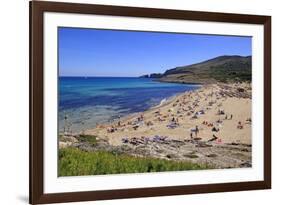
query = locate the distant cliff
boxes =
[139,73,163,78]
[141,55,251,84]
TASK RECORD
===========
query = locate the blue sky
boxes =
[59,27,252,77]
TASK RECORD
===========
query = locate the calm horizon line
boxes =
[59,76,141,78]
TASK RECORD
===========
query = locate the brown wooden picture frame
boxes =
[30,1,271,204]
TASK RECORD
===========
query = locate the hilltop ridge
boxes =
[140,55,251,84]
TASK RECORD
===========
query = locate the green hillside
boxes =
[146,55,252,84]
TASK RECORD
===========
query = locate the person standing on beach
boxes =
[195,125,199,137]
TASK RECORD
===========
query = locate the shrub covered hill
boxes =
[140,55,251,84]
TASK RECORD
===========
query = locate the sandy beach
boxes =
[60,82,252,169]
[56,28,254,175]
[85,83,251,146]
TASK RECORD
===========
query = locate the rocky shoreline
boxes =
[61,134,251,169]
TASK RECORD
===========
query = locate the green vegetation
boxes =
[59,148,211,176]
[153,55,252,83]
[78,134,97,145]
[209,60,251,82]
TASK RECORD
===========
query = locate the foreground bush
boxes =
[59,147,211,176]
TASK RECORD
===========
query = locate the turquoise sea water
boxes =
[59,77,200,133]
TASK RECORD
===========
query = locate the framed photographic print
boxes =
[30,1,271,204]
